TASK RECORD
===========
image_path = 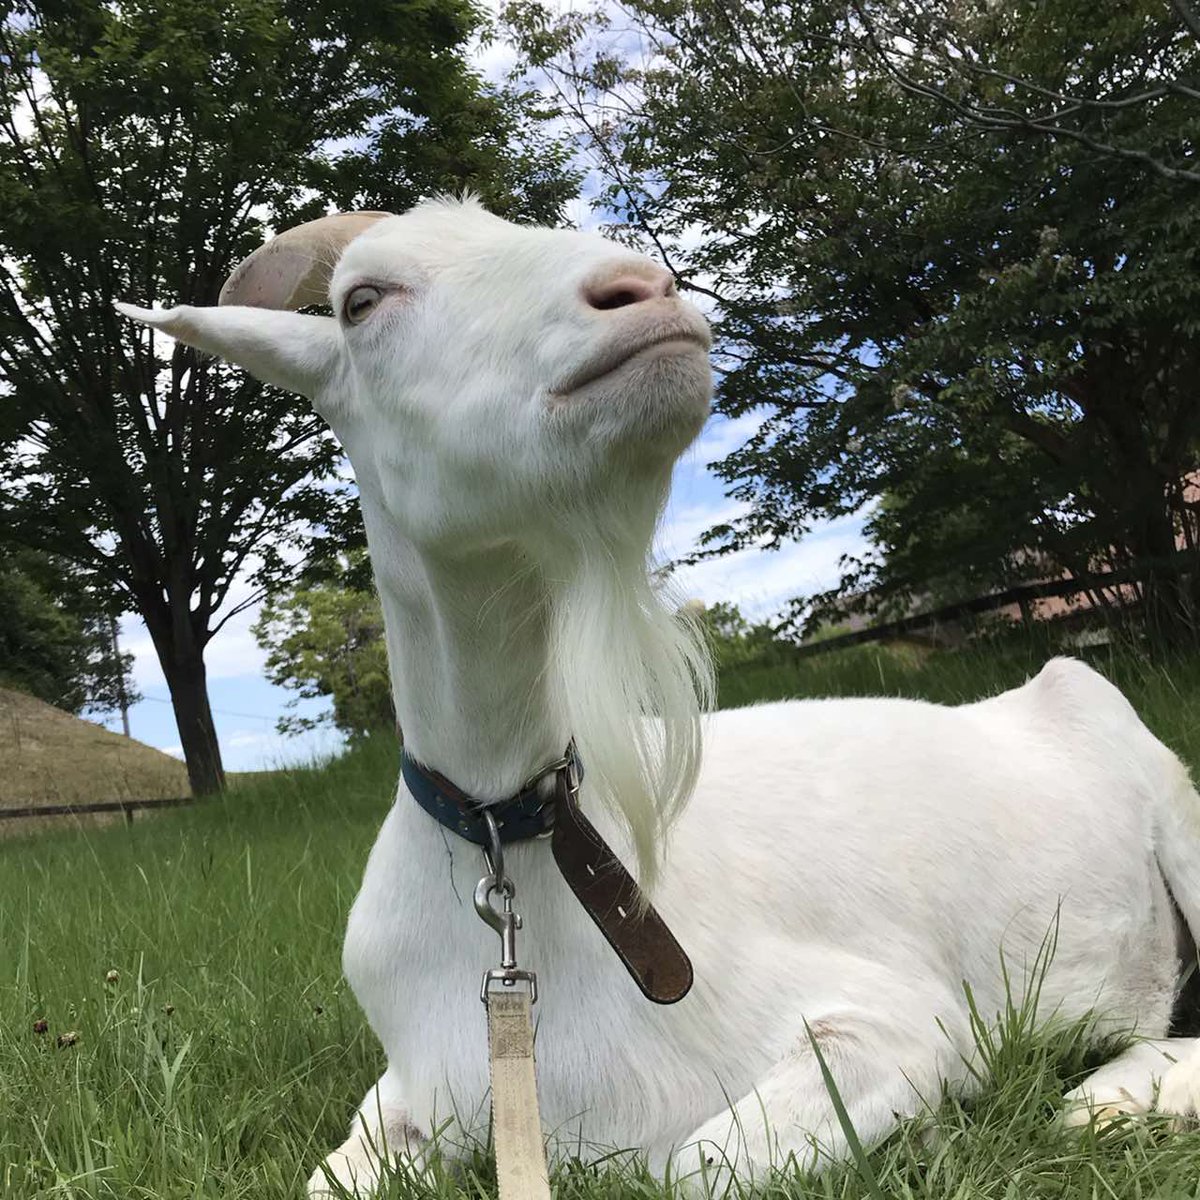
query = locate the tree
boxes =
[0,547,138,716]
[507,0,1200,643]
[0,0,576,793]
[696,600,794,671]
[253,555,394,740]
[852,0,1200,186]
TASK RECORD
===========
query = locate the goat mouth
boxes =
[553,333,710,396]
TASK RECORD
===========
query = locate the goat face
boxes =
[118,198,713,546]
[335,200,712,458]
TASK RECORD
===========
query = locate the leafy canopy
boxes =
[509,0,1200,637]
[254,554,394,740]
[0,547,138,715]
[0,0,577,787]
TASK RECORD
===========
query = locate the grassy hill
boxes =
[0,687,188,833]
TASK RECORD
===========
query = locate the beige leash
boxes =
[486,990,551,1199]
[468,751,694,1199]
[475,812,551,1200]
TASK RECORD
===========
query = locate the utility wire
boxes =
[128,694,280,723]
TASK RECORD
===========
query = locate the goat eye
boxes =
[343,285,383,324]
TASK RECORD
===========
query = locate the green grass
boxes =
[717,632,1200,770]
[3,642,1200,1198]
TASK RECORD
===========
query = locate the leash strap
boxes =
[550,765,694,1004]
[486,990,551,1200]
[471,751,691,1199]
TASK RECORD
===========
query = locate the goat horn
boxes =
[219,211,395,309]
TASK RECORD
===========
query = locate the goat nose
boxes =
[583,266,675,311]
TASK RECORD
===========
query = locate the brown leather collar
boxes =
[550,762,694,1004]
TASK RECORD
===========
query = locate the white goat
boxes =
[119,198,1200,1196]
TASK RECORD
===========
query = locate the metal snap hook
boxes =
[474,873,518,946]
[473,805,541,1004]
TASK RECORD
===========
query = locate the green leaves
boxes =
[253,553,395,740]
[514,0,1200,640]
[0,0,575,781]
[0,548,137,716]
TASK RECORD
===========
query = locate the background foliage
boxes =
[253,554,395,740]
[0,547,136,716]
[0,0,575,789]
[508,0,1200,643]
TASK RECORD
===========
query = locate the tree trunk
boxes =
[1129,503,1198,653]
[144,605,226,795]
[163,651,226,795]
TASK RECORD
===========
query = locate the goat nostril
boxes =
[592,287,644,311]
[584,271,673,311]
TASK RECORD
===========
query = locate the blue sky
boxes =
[91,8,869,770]
[97,427,866,771]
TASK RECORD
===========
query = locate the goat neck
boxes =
[368,523,564,803]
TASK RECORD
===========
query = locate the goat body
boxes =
[117,199,1200,1194]
[342,663,1200,1186]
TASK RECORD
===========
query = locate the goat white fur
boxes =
[119,198,1200,1195]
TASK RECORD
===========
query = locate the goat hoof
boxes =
[1157,1047,1200,1129]
[1061,1086,1148,1131]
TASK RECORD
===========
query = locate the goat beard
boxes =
[545,485,715,892]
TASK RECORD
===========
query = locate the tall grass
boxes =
[717,632,1200,769]
[0,740,399,1199]
[2,641,1199,1197]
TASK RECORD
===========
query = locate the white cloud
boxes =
[120,624,163,691]
[669,516,866,620]
[161,744,184,759]
[231,726,346,771]
[202,613,269,680]
[228,730,271,750]
[657,496,742,560]
[471,35,518,85]
[121,602,266,692]
[657,467,869,622]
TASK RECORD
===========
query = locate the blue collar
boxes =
[401,743,583,846]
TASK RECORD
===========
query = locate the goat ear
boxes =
[115,302,340,399]
[219,211,395,309]
[115,211,394,398]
